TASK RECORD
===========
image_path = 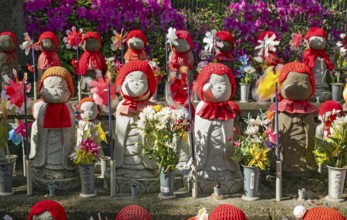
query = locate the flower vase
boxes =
[158,168,176,199]
[331,83,344,102]
[79,163,97,198]
[0,160,14,196]
[6,155,17,176]
[242,165,260,201]
[240,83,251,103]
[326,166,346,202]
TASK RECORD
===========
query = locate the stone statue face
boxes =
[40,39,56,52]
[309,36,326,50]
[83,38,101,52]
[40,76,71,103]
[80,101,98,121]
[0,35,16,52]
[172,39,190,53]
[121,71,149,98]
[216,40,233,52]
[202,74,231,103]
[32,211,54,220]
[280,72,312,101]
[127,37,144,50]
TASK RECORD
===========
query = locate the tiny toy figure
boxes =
[0,31,18,88]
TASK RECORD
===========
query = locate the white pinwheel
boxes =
[255,34,280,57]
[166,27,178,46]
[19,32,36,55]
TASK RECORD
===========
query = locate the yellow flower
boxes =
[153,105,163,112]
[248,144,270,170]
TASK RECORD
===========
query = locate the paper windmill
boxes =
[63,26,83,49]
[166,27,178,46]
[337,33,347,56]
[19,32,38,55]
[4,71,31,109]
[111,28,126,51]
[289,31,303,51]
[255,34,280,57]
[89,74,117,107]
[14,119,32,138]
[202,30,223,53]
[256,66,281,101]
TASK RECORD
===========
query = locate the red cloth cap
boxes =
[305,27,328,40]
[258,30,276,41]
[216,31,234,48]
[27,200,67,220]
[176,30,194,51]
[115,205,152,220]
[318,100,343,116]
[126,30,147,45]
[0,31,17,45]
[38,31,59,49]
[116,60,156,97]
[82,31,102,45]
[278,62,315,100]
[209,204,247,220]
[78,96,101,116]
[303,207,345,220]
[195,63,236,101]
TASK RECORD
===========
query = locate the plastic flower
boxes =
[89,75,116,107]
[255,34,280,57]
[111,29,126,51]
[188,208,208,220]
[63,26,83,49]
[166,27,178,46]
[248,144,270,170]
[71,138,100,165]
[238,54,249,66]
[289,31,303,51]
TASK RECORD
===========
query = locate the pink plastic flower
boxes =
[80,138,100,156]
[89,75,116,107]
[289,31,303,50]
[265,127,278,144]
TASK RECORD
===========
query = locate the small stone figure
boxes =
[124,30,148,62]
[37,31,61,80]
[274,62,318,172]
[76,97,101,145]
[0,31,18,88]
[79,31,107,92]
[27,200,67,220]
[194,63,243,194]
[29,66,78,190]
[316,100,343,139]
[215,31,234,70]
[113,60,157,192]
[304,27,334,101]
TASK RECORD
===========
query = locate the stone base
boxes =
[158,193,176,200]
[211,193,225,200]
[32,168,80,192]
[325,195,345,202]
[0,191,14,196]
[242,195,260,201]
[80,192,97,198]
[185,175,243,194]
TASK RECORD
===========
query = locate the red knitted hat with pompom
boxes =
[216,31,234,48]
[27,200,67,220]
[195,63,236,101]
[305,27,328,40]
[126,30,147,46]
[82,31,102,44]
[176,30,194,51]
[258,30,277,41]
[38,31,59,49]
[116,60,156,97]
[303,207,345,220]
[318,100,343,116]
[115,205,152,220]
[78,96,101,116]
[278,62,315,100]
[0,31,17,45]
[209,204,247,220]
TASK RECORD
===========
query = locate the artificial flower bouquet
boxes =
[232,111,274,170]
[136,105,189,173]
[148,58,166,84]
[314,115,347,168]
[236,55,257,84]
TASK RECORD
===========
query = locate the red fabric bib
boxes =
[169,51,193,72]
[197,101,236,121]
[43,103,72,128]
[124,48,147,61]
[78,51,107,75]
[270,99,318,114]
[304,48,334,70]
[3,51,16,63]
[215,51,233,62]
[38,51,60,69]
[117,91,153,116]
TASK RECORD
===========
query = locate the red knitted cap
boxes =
[319,100,343,116]
[305,27,328,40]
[278,62,315,99]
[216,31,234,48]
[27,200,67,220]
[126,30,147,45]
[78,96,101,116]
[0,31,17,45]
[82,31,102,44]
[196,63,236,101]
[209,204,247,220]
[258,30,276,41]
[116,60,156,97]
[176,30,194,51]
[303,207,345,220]
[38,31,59,49]
[115,205,152,220]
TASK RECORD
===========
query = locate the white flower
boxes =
[340,47,346,56]
[253,56,263,63]
[166,27,178,46]
[245,125,259,136]
[255,34,280,57]
[243,66,256,75]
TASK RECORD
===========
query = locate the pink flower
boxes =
[89,75,116,107]
[289,31,303,50]
[265,128,278,144]
[233,141,240,147]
